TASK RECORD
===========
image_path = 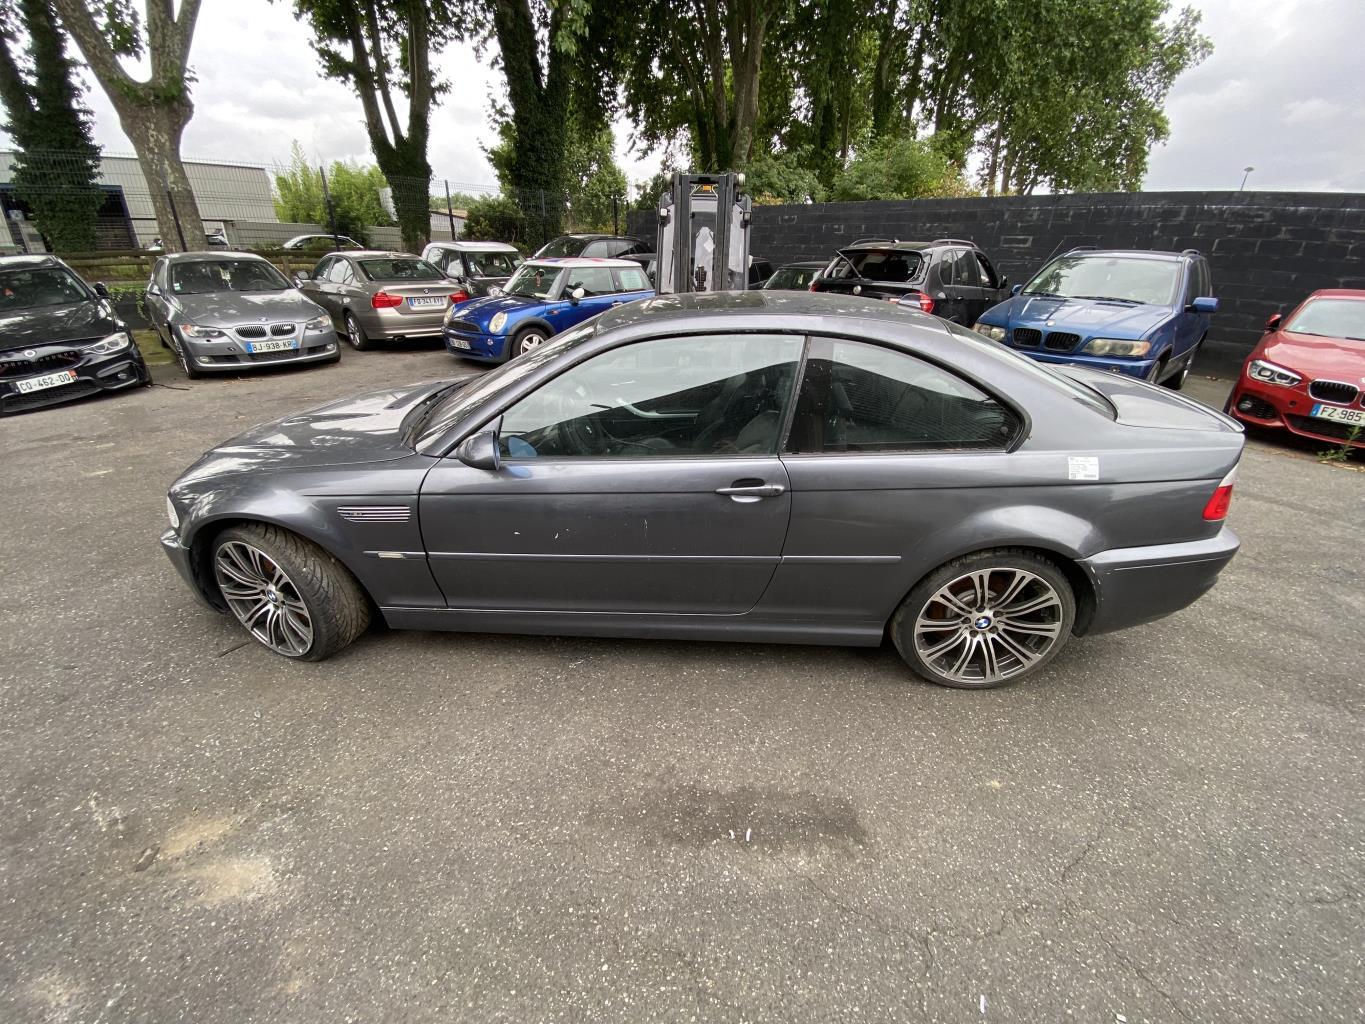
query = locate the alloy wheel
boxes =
[911,567,1065,685]
[517,331,545,356]
[214,540,314,656]
[346,315,363,349]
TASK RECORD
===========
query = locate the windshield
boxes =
[170,259,290,294]
[503,263,564,300]
[534,236,586,259]
[1284,298,1365,341]
[415,321,601,447]
[830,249,924,283]
[358,258,445,282]
[0,267,92,310]
[1023,255,1179,306]
[466,251,521,277]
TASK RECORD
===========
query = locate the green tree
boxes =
[273,143,392,242]
[50,0,206,251]
[745,147,826,205]
[290,0,464,250]
[462,194,528,246]
[830,134,973,201]
[273,142,325,224]
[0,0,103,250]
[562,124,627,233]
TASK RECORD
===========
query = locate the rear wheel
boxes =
[212,524,370,661]
[344,312,373,351]
[891,550,1076,689]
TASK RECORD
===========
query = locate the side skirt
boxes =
[379,606,886,648]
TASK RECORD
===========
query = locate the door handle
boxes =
[611,301,623,307]
[716,482,786,500]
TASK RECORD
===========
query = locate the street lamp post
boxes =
[1239,166,1255,190]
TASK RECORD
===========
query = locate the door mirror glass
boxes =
[1011,283,1023,296]
[998,274,1009,290]
[1190,296,1218,314]
[569,285,585,304]
[455,419,502,471]
[1265,312,1282,332]
[92,281,110,298]
[146,282,160,297]
[293,271,310,286]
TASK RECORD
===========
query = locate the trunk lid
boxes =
[1061,366,1243,432]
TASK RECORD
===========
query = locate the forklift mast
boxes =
[655,172,752,294]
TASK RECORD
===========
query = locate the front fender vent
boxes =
[337,505,412,523]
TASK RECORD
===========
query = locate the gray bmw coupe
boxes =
[162,292,1243,688]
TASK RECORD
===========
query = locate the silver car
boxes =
[144,252,340,378]
[295,251,459,350]
[161,292,1244,688]
[420,240,523,300]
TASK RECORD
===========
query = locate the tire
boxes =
[1165,339,1202,391]
[344,312,373,351]
[509,326,547,361]
[174,331,204,380]
[890,549,1076,690]
[1145,357,1167,384]
[211,523,370,661]
[158,324,171,349]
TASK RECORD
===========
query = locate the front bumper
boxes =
[444,326,509,363]
[160,527,219,609]
[1226,376,1365,447]
[1079,526,1239,635]
[0,343,150,415]
[183,326,338,371]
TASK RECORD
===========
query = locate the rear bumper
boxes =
[1078,526,1239,635]
[358,307,449,340]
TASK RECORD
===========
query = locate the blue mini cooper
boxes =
[444,257,654,362]
[972,248,1218,390]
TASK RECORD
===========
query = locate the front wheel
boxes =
[174,331,203,380]
[509,327,547,361]
[891,550,1076,689]
[1165,340,1202,391]
[212,524,370,661]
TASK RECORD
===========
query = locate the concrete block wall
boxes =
[630,191,1365,375]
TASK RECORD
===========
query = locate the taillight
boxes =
[371,291,403,309]
[913,291,934,314]
[449,290,469,305]
[1202,465,1237,521]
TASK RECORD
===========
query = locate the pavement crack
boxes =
[1095,933,1195,1024]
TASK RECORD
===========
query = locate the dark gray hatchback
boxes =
[162,291,1243,688]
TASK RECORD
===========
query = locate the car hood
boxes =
[457,293,543,326]
[173,289,324,325]
[1257,330,1365,382]
[0,300,120,351]
[1004,295,1171,337]
[173,379,467,485]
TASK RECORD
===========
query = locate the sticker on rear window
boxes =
[1068,456,1099,481]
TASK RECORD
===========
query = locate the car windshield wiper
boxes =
[401,380,468,445]
[1022,291,1062,298]
[1073,295,1141,304]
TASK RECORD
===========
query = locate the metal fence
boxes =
[0,148,635,261]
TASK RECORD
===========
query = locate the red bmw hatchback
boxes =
[1227,289,1365,448]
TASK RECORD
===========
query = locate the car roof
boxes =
[599,289,942,331]
[782,261,829,269]
[1303,289,1365,301]
[162,251,271,262]
[1059,249,1189,262]
[529,257,644,269]
[0,254,63,270]
[558,233,638,241]
[428,240,519,252]
[336,250,423,259]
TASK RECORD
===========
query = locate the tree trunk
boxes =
[118,99,204,250]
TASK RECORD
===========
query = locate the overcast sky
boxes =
[7,0,1365,195]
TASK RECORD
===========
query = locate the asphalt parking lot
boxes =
[1,343,1361,1023]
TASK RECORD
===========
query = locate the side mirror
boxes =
[93,281,110,298]
[568,286,585,305]
[146,283,160,297]
[998,275,1009,290]
[455,419,502,471]
[1011,283,1023,296]
[293,271,310,286]
[1265,312,1282,332]
[1190,296,1219,314]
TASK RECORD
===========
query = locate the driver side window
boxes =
[498,335,803,459]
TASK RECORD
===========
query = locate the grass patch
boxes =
[135,329,174,367]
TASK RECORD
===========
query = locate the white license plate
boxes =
[15,369,77,393]
[408,296,446,308]
[447,336,471,350]
[246,339,299,353]
[1310,403,1365,425]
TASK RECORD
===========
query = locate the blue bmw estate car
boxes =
[445,257,654,363]
[972,248,1218,390]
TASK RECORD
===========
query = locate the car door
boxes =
[937,249,980,324]
[419,333,805,614]
[972,251,1004,323]
[144,257,172,342]
[557,265,621,329]
[1171,260,1204,361]
[298,256,333,314]
[759,335,1025,624]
